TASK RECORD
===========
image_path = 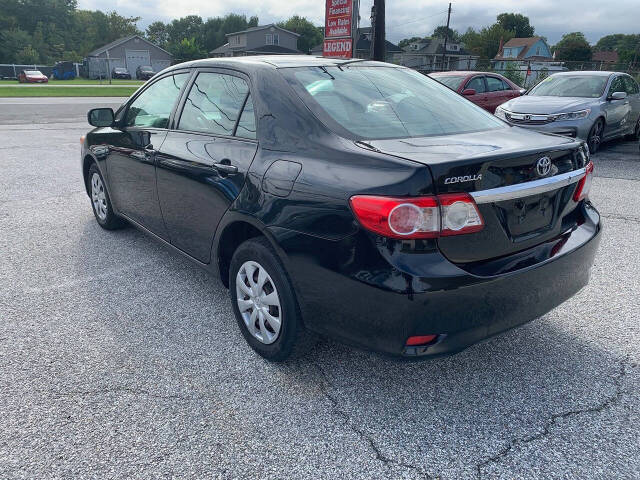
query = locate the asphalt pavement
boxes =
[0,97,638,479]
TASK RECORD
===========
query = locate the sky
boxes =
[77,0,639,45]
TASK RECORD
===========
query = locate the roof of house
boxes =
[210,43,230,55]
[592,50,619,63]
[226,24,300,38]
[87,35,172,57]
[354,28,402,53]
[495,37,548,60]
[244,45,302,55]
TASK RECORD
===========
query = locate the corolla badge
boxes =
[444,174,482,184]
[535,156,552,177]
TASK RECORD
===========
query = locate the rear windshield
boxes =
[430,75,466,90]
[282,66,504,140]
[529,75,608,98]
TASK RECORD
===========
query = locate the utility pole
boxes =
[370,0,386,61]
[440,2,452,71]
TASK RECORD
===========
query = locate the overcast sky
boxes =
[78,0,638,45]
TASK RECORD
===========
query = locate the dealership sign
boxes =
[323,0,357,58]
[323,38,353,58]
[325,0,353,38]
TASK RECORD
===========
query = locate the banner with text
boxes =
[323,0,355,58]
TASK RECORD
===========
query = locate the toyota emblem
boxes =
[535,156,552,177]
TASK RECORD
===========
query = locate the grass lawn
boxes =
[0,78,145,86]
[0,86,138,97]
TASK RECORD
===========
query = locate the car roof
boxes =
[165,55,390,72]
[551,71,616,77]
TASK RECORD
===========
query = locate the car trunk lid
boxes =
[365,128,588,265]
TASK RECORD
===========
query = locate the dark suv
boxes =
[82,56,601,361]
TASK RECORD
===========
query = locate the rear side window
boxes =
[466,76,486,93]
[486,76,504,92]
[125,73,188,128]
[236,94,256,139]
[178,72,249,136]
[501,79,513,90]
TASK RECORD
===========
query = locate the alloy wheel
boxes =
[588,120,602,153]
[235,261,282,345]
[91,172,108,221]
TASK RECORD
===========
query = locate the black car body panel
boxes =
[81,56,601,357]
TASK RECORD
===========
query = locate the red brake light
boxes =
[406,335,438,346]
[573,161,594,202]
[350,193,484,239]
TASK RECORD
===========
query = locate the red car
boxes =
[429,71,524,113]
[18,70,48,83]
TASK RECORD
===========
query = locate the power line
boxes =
[387,10,449,28]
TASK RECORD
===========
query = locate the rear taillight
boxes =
[573,161,594,202]
[350,193,484,239]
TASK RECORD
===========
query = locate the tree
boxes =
[15,45,40,64]
[398,36,424,49]
[461,24,514,59]
[146,21,168,48]
[170,37,205,62]
[167,15,204,49]
[0,28,33,63]
[553,32,592,62]
[278,16,322,54]
[432,26,459,43]
[496,13,535,38]
[503,61,524,86]
[594,34,640,65]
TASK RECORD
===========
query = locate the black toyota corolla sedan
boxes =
[81,56,601,361]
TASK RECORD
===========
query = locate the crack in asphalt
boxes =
[600,213,640,223]
[475,356,632,479]
[312,361,435,479]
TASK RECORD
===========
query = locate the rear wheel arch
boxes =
[215,218,280,288]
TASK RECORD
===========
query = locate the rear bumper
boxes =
[270,203,601,357]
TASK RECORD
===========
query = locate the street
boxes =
[0,97,638,479]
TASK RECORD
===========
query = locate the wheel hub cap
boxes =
[236,261,282,345]
[91,172,107,221]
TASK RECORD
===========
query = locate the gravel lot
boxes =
[1,97,638,479]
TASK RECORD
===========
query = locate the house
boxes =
[209,24,301,57]
[84,35,172,79]
[310,27,402,63]
[396,37,478,71]
[592,50,619,65]
[493,37,565,86]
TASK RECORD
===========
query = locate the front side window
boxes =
[283,66,504,140]
[486,76,504,92]
[608,76,626,96]
[125,73,188,128]
[178,72,249,136]
[529,75,608,98]
[466,76,486,93]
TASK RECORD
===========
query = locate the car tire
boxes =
[587,118,604,154]
[229,237,314,362]
[87,163,126,230]
[626,117,640,141]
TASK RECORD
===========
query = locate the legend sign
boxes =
[323,38,353,58]
[323,0,356,59]
[325,0,353,38]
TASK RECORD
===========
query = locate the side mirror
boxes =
[609,91,627,101]
[518,89,527,96]
[88,108,115,127]
[461,88,476,96]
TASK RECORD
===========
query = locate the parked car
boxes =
[18,70,48,83]
[495,71,640,153]
[136,65,155,80]
[429,71,525,113]
[51,61,76,80]
[112,67,131,80]
[81,57,600,361]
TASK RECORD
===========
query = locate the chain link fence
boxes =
[412,58,640,89]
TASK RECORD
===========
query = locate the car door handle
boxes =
[213,160,238,175]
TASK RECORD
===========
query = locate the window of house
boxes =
[178,72,250,136]
[273,34,279,45]
[266,34,273,45]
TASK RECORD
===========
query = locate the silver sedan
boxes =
[495,71,640,153]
